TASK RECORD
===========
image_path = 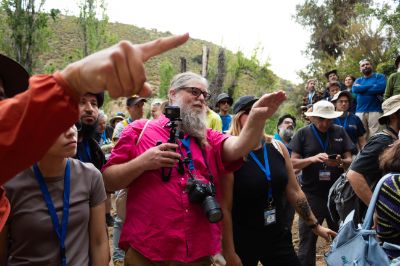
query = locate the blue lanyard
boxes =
[181,137,195,171]
[33,160,70,266]
[308,91,315,104]
[311,124,329,152]
[101,131,107,142]
[249,143,273,200]
[335,113,349,129]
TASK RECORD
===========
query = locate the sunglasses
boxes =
[180,87,211,101]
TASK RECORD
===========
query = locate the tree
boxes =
[159,59,175,98]
[77,0,110,57]
[1,0,56,73]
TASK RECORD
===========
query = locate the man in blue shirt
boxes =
[353,59,386,139]
[216,92,233,133]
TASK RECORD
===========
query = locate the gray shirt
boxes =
[4,158,107,266]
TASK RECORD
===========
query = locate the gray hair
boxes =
[98,111,107,121]
[359,59,371,66]
[169,72,209,91]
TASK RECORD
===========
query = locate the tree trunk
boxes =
[180,57,187,73]
[201,45,209,78]
[209,48,226,108]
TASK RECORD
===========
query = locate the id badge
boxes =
[319,170,331,181]
[264,207,276,226]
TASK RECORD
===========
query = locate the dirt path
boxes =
[108,213,330,266]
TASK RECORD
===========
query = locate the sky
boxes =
[44,0,312,84]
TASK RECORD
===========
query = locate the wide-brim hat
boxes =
[0,54,30,98]
[324,69,338,80]
[233,95,258,114]
[304,100,343,119]
[216,92,233,107]
[378,95,400,124]
[395,55,400,68]
[110,112,125,125]
[331,91,353,103]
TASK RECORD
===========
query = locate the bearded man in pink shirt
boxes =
[102,71,286,265]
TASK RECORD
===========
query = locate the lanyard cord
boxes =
[33,160,70,266]
[335,113,349,129]
[249,142,273,201]
[180,137,215,184]
[311,124,329,152]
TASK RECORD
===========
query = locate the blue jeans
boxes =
[112,216,125,261]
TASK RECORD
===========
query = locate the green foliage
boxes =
[159,59,175,98]
[295,0,398,93]
[77,0,110,56]
[1,0,54,73]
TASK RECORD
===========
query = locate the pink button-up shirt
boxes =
[103,115,239,262]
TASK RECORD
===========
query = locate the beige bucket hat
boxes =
[304,100,343,119]
[378,95,400,124]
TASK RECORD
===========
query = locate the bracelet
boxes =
[308,222,319,229]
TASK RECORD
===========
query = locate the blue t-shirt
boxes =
[220,114,232,133]
[333,113,366,147]
[352,73,386,113]
[273,133,292,155]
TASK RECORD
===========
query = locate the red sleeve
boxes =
[0,72,79,184]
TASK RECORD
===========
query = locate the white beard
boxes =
[175,97,207,145]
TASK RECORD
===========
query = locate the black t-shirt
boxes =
[288,124,354,197]
[350,130,397,185]
[232,142,288,233]
[349,128,398,222]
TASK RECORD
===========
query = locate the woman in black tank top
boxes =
[221,96,336,266]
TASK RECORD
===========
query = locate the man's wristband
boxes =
[308,222,319,229]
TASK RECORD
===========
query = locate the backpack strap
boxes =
[271,139,284,157]
[136,120,150,145]
[362,173,398,229]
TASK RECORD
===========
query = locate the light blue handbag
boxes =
[325,173,400,266]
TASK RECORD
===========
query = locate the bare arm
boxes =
[358,136,366,150]
[89,202,109,266]
[0,225,8,265]
[103,143,181,191]
[280,142,336,240]
[222,91,287,162]
[290,152,329,170]
[220,173,243,266]
[347,169,372,205]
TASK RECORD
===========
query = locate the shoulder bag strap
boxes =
[362,173,399,229]
[136,120,150,145]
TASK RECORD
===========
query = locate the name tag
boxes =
[264,207,276,226]
[319,170,331,181]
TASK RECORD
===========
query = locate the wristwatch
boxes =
[308,222,319,229]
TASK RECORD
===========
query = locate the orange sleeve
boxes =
[0,72,79,184]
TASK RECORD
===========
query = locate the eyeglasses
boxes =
[180,87,211,101]
[219,100,230,105]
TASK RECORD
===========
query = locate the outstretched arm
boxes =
[222,91,287,162]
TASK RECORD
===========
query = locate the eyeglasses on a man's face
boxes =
[180,87,211,101]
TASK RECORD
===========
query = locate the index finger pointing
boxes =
[139,33,190,62]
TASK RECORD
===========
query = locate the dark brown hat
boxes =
[324,69,338,80]
[0,54,30,98]
[395,55,400,68]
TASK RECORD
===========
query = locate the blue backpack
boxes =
[325,173,400,266]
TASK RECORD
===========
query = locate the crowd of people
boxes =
[0,33,400,266]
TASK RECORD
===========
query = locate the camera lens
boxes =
[202,196,223,223]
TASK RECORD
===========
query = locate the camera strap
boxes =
[33,160,70,266]
[180,136,215,184]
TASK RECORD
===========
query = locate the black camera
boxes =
[186,178,223,223]
[164,105,181,121]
